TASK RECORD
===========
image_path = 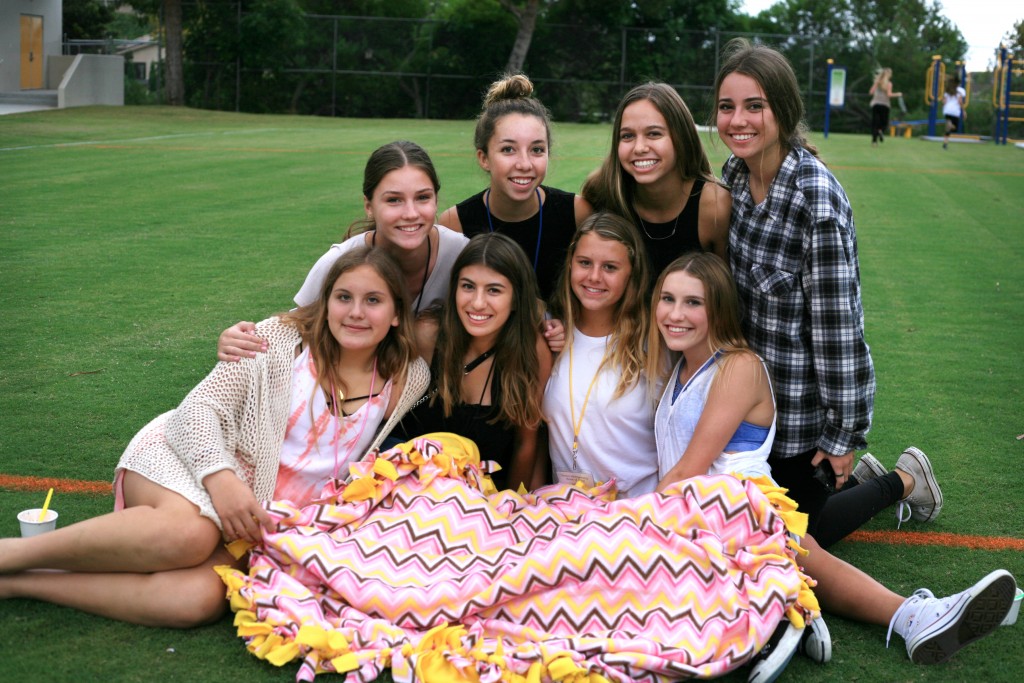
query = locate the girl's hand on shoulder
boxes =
[543,318,566,354]
[203,468,273,542]
[218,321,265,363]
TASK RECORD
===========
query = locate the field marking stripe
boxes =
[0,129,282,153]
[3,474,1023,550]
[0,474,110,495]
[847,529,1024,551]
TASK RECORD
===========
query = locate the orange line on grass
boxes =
[847,529,1024,551]
[0,474,111,495]
[4,473,1023,550]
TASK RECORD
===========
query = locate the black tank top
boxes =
[454,185,577,301]
[632,178,705,277]
[391,361,515,490]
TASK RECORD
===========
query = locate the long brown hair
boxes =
[280,246,418,401]
[431,233,543,428]
[582,82,718,216]
[713,38,820,159]
[646,252,749,390]
[550,212,650,399]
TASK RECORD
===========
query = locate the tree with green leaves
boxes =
[63,0,115,39]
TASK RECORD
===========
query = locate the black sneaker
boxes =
[748,621,802,683]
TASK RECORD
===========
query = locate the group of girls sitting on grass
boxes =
[1,39,1016,679]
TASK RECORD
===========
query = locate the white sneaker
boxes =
[888,570,1017,664]
[852,452,887,484]
[798,616,832,663]
[895,446,943,524]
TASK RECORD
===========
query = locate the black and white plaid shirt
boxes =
[722,147,875,458]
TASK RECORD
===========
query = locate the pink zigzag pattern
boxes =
[220,434,815,682]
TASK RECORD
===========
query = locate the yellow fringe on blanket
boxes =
[215,441,819,679]
[739,474,821,629]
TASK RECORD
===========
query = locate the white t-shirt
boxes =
[293,225,469,310]
[942,87,966,117]
[542,328,659,499]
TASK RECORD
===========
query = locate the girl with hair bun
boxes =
[439,73,592,301]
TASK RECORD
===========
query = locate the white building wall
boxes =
[0,0,64,92]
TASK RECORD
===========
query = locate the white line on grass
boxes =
[0,129,283,153]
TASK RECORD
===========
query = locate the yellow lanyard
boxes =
[568,341,607,470]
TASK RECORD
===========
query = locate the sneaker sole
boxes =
[909,570,1017,664]
[900,446,943,523]
[748,623,803,683]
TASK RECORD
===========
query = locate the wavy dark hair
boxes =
[431,233,543,428]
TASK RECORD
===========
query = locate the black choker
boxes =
[464,348,495,375]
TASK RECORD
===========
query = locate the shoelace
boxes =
[896,501,913,529]
[886,588,935,647]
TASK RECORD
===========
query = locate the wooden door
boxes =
[21,15,44,90]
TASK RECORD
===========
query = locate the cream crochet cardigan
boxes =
[117,317,430,529]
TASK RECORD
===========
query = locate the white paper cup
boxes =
[18,508,58,537]
[1002,587,1023,626]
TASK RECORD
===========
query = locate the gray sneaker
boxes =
[852,452,887,484]
[895,447,943,523]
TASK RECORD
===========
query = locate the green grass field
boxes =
[1,106,1022,682]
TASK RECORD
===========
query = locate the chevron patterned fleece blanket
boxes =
[217,433,818,682]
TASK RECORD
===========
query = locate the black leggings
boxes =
[871,104,890,143]
[769,448,904,549]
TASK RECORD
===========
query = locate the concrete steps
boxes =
[0,90,58,105]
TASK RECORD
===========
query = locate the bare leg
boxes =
[0,546,243,628]
[801,533,904,625]
[0,472,222,574]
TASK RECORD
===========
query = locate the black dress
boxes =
[391,361,516,490]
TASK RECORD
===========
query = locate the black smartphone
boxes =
[812,460,836,494]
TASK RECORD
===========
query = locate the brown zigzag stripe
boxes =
[317,553,745,628]
[385,488,565,536]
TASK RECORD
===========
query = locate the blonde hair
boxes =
[646,252,749,391]
[550,212,650,399]
[873,67,892,90]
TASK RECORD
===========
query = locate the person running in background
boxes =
[581,82,730,277]
[942,75,966,149]
[869,67,901,146]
